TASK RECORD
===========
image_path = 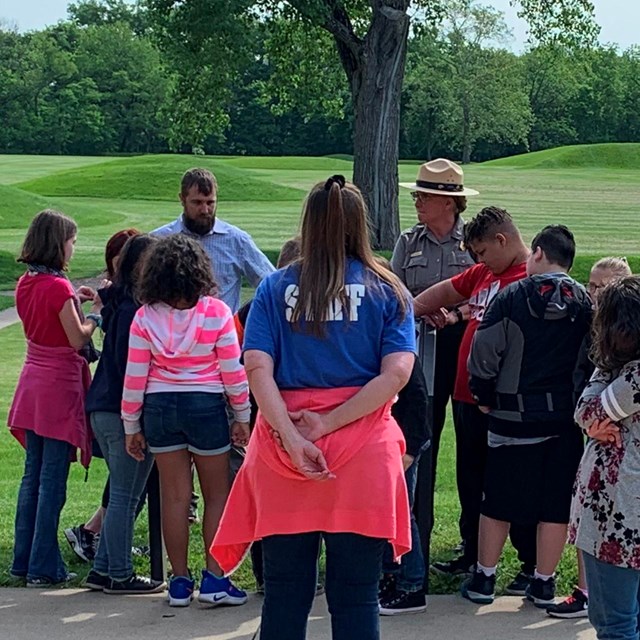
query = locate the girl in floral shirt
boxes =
[570,276,640,640]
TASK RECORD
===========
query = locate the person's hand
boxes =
[231,421,250,447]
[402,454,415,471]
[99,278,112,290]
[270,428,285,450]
[77,285,97,303]
[288,410,330,442]
[444,310,461,325]
[281,433,335,481]
[478,405,491,414]
[587,417,622,447]
[89,299,103,315]
[423,308,449,329]
[125,433,146,461]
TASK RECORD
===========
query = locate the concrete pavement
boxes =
[0,589,596,640]
[0,306,19,330]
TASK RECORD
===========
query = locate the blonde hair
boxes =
[591,257,631,278]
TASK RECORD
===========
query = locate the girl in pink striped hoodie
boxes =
[121,234,250,607]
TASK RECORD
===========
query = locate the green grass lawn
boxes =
[0,143,637,595]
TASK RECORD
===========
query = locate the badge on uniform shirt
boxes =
[410,251,422,258]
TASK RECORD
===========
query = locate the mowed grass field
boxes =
[0,143,639,593]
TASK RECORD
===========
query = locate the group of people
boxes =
[6,161,640,640]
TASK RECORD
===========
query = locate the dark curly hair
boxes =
[591,276,640,372]
[464,206,516,246]
[138,234,217,308]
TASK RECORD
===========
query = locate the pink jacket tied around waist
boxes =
[8,341,93,467]
[211,386,411,575]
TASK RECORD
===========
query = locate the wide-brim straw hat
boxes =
[400,158,479,197]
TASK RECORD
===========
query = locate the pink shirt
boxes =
[16,272,75,347]
[211,387,411,575]
[121,296,250,434]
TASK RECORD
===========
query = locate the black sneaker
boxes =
[461,570,496,604]
[189,493,200,525]
[379,589,427,615]
[26,572,77,588]
[526,576,556,608]
[103,574,166,595]
[84,570,110,591]
[431,556,474,577]
[378,573,396,600]
[453,540,466,554]
[131,545,150,558]
[64,525,98,563]
[546,588,588,619]
[505,571,532,596]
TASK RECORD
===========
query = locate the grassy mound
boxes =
[485,143,640,169]
[17,155,305,202]
[0,154,118,186]
[0,250,24,289]
[0,184,123,230]
[223,155,354,171]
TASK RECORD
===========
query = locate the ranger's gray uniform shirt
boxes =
[390,217,474,296]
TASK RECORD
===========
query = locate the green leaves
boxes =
[514,0,600,48]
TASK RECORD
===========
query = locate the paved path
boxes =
[0,305,19,330]
[0,276,104,331]
[0,589,595,640]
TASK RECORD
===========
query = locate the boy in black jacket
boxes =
[461,225,591,607]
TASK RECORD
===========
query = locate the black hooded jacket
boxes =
[468,273,592,437]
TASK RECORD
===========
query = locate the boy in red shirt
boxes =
[413,207,536,592]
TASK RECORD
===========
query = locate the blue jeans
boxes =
[261,532,385,640]
[90,412,154,581]
[583,551,640,640]
[382,454,425,592]
[12,431,72,582]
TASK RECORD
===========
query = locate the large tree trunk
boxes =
[334,6,410,250]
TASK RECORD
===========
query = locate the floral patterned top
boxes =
[569,361,640,569]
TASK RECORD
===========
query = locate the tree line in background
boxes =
[1,0,635,164]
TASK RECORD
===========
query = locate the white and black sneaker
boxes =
[461,570,496,604]
[379,588,427,615]
[431,556,475,577]
[103,574,166,595]
[546,588,588,619]
[64,525,99,563]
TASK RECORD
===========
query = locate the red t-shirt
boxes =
[16,273,76,347]
[451,261,527,403]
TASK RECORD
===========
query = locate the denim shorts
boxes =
[143,392,230,456]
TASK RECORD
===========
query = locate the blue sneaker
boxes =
[198,569,248,606]
[168,575,195,607]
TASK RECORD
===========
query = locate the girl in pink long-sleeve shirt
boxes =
[121,234,250,607]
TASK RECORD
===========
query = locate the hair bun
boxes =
[324,174,346,191]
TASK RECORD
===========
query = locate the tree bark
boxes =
[331,4,410,250]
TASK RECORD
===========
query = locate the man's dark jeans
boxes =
[260,531,385,640]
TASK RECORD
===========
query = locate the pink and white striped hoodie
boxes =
[121,296,250,435]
